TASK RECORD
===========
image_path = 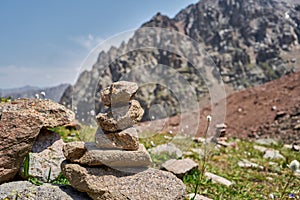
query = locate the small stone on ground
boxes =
[255,139,278,146]
[238,159,264,170]
[162,158,198,178]
[205,172,233,186]
[148,143,183,159]
[263,149,285,160]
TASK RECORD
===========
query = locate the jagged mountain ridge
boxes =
[61,0,300,122]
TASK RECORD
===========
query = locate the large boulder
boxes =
[61,161,186,200]
[0,181,91,200]
[0,99,74,184]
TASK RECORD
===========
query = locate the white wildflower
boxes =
[40,91,46,97]
[207,115,212,122]
[150,141,155,147]
[289,160,300,172]
[90,110,95,116]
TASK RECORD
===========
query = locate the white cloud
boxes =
[70,34,104,50]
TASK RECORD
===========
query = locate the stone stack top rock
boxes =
[101,81,138,107]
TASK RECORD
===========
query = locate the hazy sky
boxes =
[0,0,198,89]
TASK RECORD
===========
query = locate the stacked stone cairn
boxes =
[61,81,186,200]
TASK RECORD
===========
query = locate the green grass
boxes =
[0,97,11,103]
[32,125,300,199]
[139,133,300,199]
[139,132,174,149]
[48,125,96,142]
[51,173,70,185]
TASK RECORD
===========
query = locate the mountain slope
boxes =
[137,70,300,145]
[1,84,70,102]
[61,0,300,122]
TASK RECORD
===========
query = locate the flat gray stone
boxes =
[63,142,152,167]
[255,139,278,146]
[263,149,285,160]
[162,158,198,178]
[148,143,183,159]
[254,145,268,153]
[205,172,233,186]
[61,162,186,200]
[0,181,91,200]
[284,144,300,152]
[95,127,139,150]
[238,159,263,170]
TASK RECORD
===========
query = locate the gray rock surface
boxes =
[238,159,264,170]
[31,128,62,153]
[61,162,186,200]
[148,143,183,159]
[101,81,138,107]
[255,139,278,146]
[205,172,233,186]
[96,100,144,132]
[0,181,91,200]
[253,145,268,153]
[19,138,65,182]
[95,127,139,150]
[0,99,74,184]
[63,141,86,160]
[63,142,152,167]
[162,158,198,178]
[263,149,285,160]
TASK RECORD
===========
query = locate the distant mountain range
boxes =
[0,84,70,102]
[62,0,300,122]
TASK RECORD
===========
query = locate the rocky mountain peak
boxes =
[61,0,300,123]
[142,12,179,31]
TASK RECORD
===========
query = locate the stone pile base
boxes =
[61,161,186,200]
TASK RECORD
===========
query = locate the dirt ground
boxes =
[138,71,300,145]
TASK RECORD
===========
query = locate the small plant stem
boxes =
[192,117,211,200]
[280,172,294,200]
[47,167,52,183]
[24,153,30,178]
